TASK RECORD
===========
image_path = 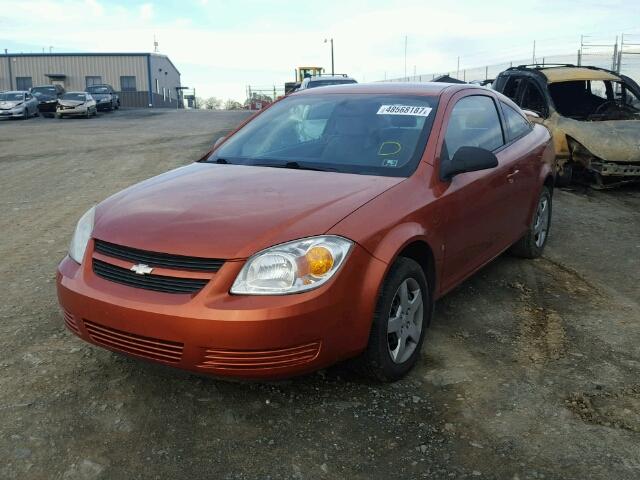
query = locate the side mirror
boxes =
[441,146,498,180]
[213,136,225,149]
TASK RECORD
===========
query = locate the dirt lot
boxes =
[1,109,639,480]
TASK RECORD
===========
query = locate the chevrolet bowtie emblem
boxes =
[130,263,154,275]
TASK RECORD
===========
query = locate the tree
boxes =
[224,99,244,110]
[203,97,222,110]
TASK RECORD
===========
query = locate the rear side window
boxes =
[501,102,532,141]
[443,95,504,160]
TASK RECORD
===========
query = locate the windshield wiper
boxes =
[252,161,335,172]
[214,158,232,164]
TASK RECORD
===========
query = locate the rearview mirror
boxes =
[213,136,225,149]
[441,146,498,180]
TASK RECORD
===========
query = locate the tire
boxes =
[56,113,62,119]
[23,109,28,120]
[92,108,97,117]
[356,257,431,382]
[85,109,91,119]
[510,186,552,259]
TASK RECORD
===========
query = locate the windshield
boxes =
[0,93,24,101]
[31,86,56,96]
[207,94,438,177]
[87,86,110,94]
[307,79,357,89]
[62,93,86,101]
[549,79,640,121]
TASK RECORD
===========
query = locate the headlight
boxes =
[231,236,353,295]
[69,207,95,264]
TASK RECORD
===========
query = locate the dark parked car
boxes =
[86,84,120,111]
[31,85,65,116]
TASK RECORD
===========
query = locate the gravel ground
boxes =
[0,109,639,480]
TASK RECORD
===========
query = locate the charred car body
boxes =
[493,64,640,187]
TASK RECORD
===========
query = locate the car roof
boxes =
[292,82,478,97]
[3,91,27,94]
[308,75,355,81]
[64,91,87,94]
[540,66,620,83]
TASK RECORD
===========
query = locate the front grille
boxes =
[93,259,208,294]
[63,310,80,335]
[85,320,183,363]
[94,239,224,272]
[198,342,321,371]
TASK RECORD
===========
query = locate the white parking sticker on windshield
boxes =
[377,105,432,116]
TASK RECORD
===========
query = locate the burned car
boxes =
[493,64,640,187]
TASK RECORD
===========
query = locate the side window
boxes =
[521,81,547,116]
[85,76,102,87]
[502,76,524,102]
[444,95,504,160]
[501,102,532,142]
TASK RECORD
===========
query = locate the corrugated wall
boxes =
[0,54,148,93]
[148,54,182,108]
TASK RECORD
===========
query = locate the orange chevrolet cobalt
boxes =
[57,83,554,381]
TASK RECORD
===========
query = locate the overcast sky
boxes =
[1,0,638,100]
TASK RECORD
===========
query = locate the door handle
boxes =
[507,169,520,183]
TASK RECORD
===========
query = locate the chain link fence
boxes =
[385,36,640,84]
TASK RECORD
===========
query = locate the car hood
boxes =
[93,162,403,259]
[559,117,640,163]
[58,100,85,107]
[34,94,56,102]
[0,101,22,109]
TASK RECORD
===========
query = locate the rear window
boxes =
[307,79,357,89]
[208,93,439,177]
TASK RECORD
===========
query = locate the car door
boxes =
[435,92,521,293]
[498,100,541,233]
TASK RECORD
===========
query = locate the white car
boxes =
[56,92,98,119]
[299,75,357,90]
[0,91,39,120]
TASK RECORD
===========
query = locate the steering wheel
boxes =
[592,100,619,116]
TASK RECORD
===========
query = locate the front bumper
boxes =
[96,100,113,110]
[57,106,88,116]
[56,242,386,379]
[38,102,57,113]
[0,108,25,118]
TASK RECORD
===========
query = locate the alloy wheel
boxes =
[533,195,550,248]
[387,277,424,364]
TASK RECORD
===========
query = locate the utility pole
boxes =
[456,56,460,79]
[532,40,536,64]
[404,36,408,81]
[324,38,334,75]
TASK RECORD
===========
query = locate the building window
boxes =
[16,77,32,90]
[120,76,136,92]
[156,79,159,94]
[86,76,102,87]
[168,89,171,102]
[163,87,166,101]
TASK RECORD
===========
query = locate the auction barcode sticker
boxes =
[377,105,432,116]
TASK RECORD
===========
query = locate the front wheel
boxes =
[356,257,431,382]
[510,186,552,258]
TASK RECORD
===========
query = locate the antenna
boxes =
[153,35,159,53]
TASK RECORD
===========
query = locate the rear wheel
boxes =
[356,257,431,382]
[510,186,552,258]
